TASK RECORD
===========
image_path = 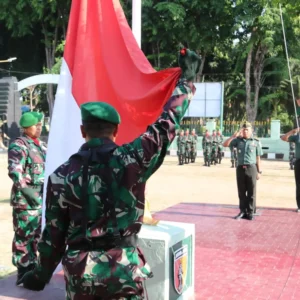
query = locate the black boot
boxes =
[16,264,36,285]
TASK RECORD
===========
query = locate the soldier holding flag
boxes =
[21,49,201,299]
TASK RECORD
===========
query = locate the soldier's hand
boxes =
[293,128,300,134]
[256,173,261,180]
[233,130,241,138]
[22,270,46,291]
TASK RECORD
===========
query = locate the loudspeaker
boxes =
[0,77,21,142]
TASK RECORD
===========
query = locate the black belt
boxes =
[238,164,255,168]
[68,235,138,251]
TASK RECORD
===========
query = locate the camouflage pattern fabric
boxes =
[177,134,186,165]
[216,135,223,151]
[202,136,212,165]
[190,135,197,157]
[8,136,46,268]
[184,134,192,155]
[290,142,296,169]
[12,208,42,268]
[34,79,196,299]
[177,135,186,155]
[8,137,46,209]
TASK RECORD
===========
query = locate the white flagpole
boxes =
[279,4,299,129]
[132,0,142,48]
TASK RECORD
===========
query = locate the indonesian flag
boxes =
[42,0,181,227]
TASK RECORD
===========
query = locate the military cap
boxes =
[81,102,121,124]
[31,111,44,122]
[242,121,252,128]
[19,112,39,128]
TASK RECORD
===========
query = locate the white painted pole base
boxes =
[138,221,195,300]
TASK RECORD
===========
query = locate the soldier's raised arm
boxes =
[121,49,200,181]
[281,128,298,142]
[223,130,241,148]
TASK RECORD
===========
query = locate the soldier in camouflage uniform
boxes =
[8,111,46,285]
[289,142,296,170]
[184,129,192,164]
[210,130,218,165]
[190,129,197,163]
[202,130,212,166]
[230,146,238,168]
[177,129,185,165]
[216,130,223,164]
[21,49,200,299]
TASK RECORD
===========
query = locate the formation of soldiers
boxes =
[177,128,198,165]
[177,128,224,167]
[202,129,224,167]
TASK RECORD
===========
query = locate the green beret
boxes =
[31,111,44,122]
[81,102,121,124]
[242,121,252,128]
[19,112,39,128]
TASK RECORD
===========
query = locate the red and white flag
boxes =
[43,0,181,227]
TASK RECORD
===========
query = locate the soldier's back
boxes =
[51,139,152,295]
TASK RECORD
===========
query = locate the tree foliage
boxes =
[0,0,299,131]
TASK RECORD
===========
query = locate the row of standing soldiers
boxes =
[177,129,198,165]
[202,130,224,167]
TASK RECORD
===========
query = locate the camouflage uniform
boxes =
[230,147,237,168]
[290,142,296,170]
[184,132,192,164]
[202,134,212,166]
[177,132,186,165]
[8,136,46,270]
[28,79,196,299]
[190,133,198,163]
[216,133,223,164]
[211,134,218,165]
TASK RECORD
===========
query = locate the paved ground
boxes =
[0,153,299,299]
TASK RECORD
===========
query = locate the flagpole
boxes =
[132,0,142,48]
[279,4,299,129]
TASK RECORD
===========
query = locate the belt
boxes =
[68,234,138,251]
[238,164,255,168]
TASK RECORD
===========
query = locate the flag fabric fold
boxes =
[43,0,181,228]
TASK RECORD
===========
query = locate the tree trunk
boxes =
[43,20,59,119]
[196,52,206,82]
[157,41,160,69]
[29,87,34,111]
[47,84,55,117]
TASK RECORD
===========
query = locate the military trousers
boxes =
[236,164,257,214]
[294,159,300,209]
[12,208,42,268]
[65,280,144,300]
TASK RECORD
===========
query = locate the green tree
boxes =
[0,0,71,116]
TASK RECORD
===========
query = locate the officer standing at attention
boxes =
[8,112,47,285]
[223,122,263,220]
[177,129,185,165]
[184,128,192,164]
[190,128,198,163]
[202,130,212,166]
[20,49,200,299]
[281,128,300,212]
